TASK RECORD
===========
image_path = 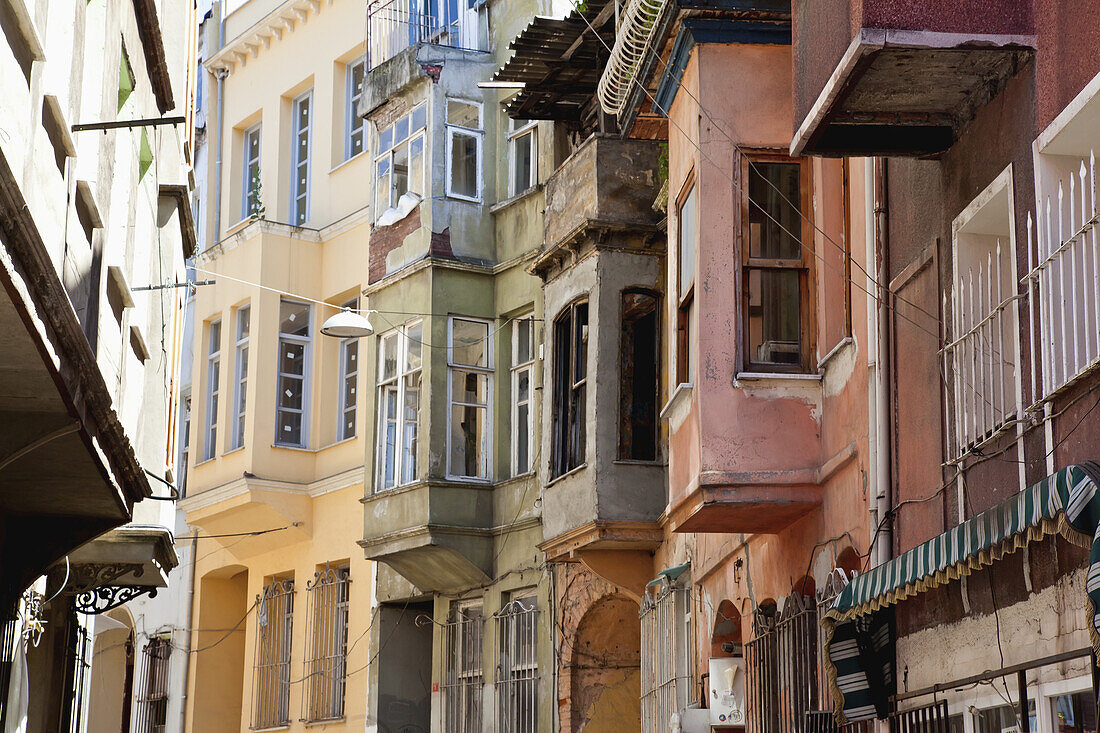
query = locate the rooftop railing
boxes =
[367,0,487,69]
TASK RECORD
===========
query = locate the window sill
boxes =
[446,192,482,205]
[659,382,694,422]
[271,442,312,452]
[546,462,588,488]
[305,717,345,727]
[194,456,217,468]
[444,474,492,484]
[249,726,290,732]
[613,459,667,467]
[489,184,542,215]
[735,372,822,383]
[224,445,245,457]
[329,150,368,174]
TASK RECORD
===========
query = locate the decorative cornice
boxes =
[180,466,365,514]
[206,0,328,76]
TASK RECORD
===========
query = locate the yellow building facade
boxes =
[180,0,376,729]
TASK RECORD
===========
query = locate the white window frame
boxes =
[241,123,261,221]
[204,319,221,461]
[179,392,191,495]
[373,104,427,219]
[291,90,312,225]
[506,117,537,197]
[338,299,360,442]
[231,305,250,451]
[345,56,366,160]
[446,99,484,203]
[640,580,691,733]
[510,316,535,477]
[276,300,312,448]
[375,320,423,490]
[446,316,493,481]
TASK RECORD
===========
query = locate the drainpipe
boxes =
[177,529,198,733]
[871,157,892,568]
[212,4,226,245]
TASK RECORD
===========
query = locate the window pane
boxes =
[748,162,801,260]
[209,320,221,353]
[278,411,303,444]
[447,100,479,128]
[376,167,391,214]
[450,403,485,477]
[237,308,250,340]
[573,304,588,382]
[380,333,398,381]
[516,402,529,474]
[379,126,393,153]
[451,319,488,367]
[450,131,479,199]
[515,318,532,364]
[678,187,696,295]
[402,373,420,484]
[746,268,801,365]
[511,131,533,195]
[452,370,488,404]
[380,385,398,488]
[394,115,409,144]
[393,141,409,200]
[411,104,427,132]
[280,301,310,336]
[406,323,423,371]
[408,136,425,197]
[620,292,659,460]
[280,341,307,378]
[278,377,304,410]
[1052,692,1097,733]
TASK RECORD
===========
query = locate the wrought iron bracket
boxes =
[74,585,158,615]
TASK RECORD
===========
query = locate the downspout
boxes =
[871,157,892,568]
[177,529,198,733]
[212,4,226,245]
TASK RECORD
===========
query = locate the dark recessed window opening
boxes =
[551,301,587,478]
[619,291,659,461]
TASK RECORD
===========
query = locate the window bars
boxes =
[0,612,17,728]
[1027,152,1100,402]
[495,597,538,733]
[63,614,91,733]
[303,566,350,723]
[443,604,484,733]
[640,586,691,733]
[135,636,171,733]
[746,605,779,733]
[366,0,486,70]
[253,578,294,730]
[776,594,820,733]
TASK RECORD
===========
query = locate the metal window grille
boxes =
[303,566,350,723]
[63,613,91,733]
[495,597,538,733]
[943,235,1018,459]
[253,578,295,730]
[775,593,820,733]
[135,636,171,733]
[444,604,484,733]
[746,605,779,733]
[0,610,17,728]
[640,585,691,733]
[1026,151,1100,401]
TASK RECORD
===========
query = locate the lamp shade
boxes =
[320,309,373,338]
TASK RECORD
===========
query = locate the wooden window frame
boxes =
[675,173,696,384]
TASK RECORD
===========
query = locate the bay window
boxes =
[507,117,536,197]
[448,317,492,480]
[446,100,483,202]
[551,302,587,478]
[376,321,422,490]
[374,104,426,218]
[511,317,535,476]
[276,300,312,447]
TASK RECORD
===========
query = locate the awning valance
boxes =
[824,462,1100,723]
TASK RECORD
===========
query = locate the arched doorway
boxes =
[570,595,641,732]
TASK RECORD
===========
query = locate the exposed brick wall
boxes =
[428,227,454,260]
[368,207,421,284]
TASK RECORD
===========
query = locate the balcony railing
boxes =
[367,0,486,69]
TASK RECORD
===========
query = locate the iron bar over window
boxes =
[253,578,295,730]
[640,583,691,733]
[552,301,588,478]
[747,593,819,733]
[496,596,538,733]
[444,602,484,733]
[303,565,350,722]
[135,636,171,733]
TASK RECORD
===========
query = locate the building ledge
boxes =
[63,524,178,589]
[539,521,663,562]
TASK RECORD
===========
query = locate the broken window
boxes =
[677,183,696,383]
[376,320,422,489]
[444,601,484,733]
[374,104,426,219]
[253,577,295,729]
[551,301,588,478]
[276,300,312,447]
[447,99,482,202]
[620,291,659,460]
[742,156,813,372]
[448,317,492,480]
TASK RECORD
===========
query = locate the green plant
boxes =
[248,171,266,221]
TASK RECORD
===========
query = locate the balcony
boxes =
[366,0,487,70]
[791,0,1034,156]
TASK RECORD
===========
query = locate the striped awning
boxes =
[823,462,1100,723]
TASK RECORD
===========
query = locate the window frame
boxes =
[675,177,696,384]
[241,123,262,221]
[551,301,588,479]
[231,305,249,451]
[738,151,815,374]
[338,299,360,442]
[445,99,484,203]
[511,316,535,477]
[275,300,313,448]
[446,316,494,482]
[345,56,366,161]
[204,319,221,461]
[373,104,427,219]
[179,392,191,496]
[291,90,313,225]
[619,289,661,462]
[375,320,423,491]
[444,600,485,733]
[506,117,537,198]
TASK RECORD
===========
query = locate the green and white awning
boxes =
[823,463,1100,723]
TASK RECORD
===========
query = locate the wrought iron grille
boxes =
[303,566,350,723]
[443,603,484,733]
[640,585,691,733]
[495,597,538,733]
[746,605,779,733]
[253,578,295,730]
[63,613,91,733]
[776,594,821,733]
[0,610,17,728]
[135,636,171,733]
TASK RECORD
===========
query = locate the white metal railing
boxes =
[597,0,670,116]
[640,586,690,733]
[253,579,295,730]
[302,566,350,723]
[495,599,538,733]
[444,605,484,733]
[942,238,1020,459]
[1026,151,1100,403]
[366,0,486,70]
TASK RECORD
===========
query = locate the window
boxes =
[975,700,1036,733]
[446,100,483,202]
[291,91,312,224]
[551,302,588,478]
[338,299,359,441]
[1050,689,1096,733]
[448,317,492,480]
[374,105,426,218]
[741,156,813,372]
[376,321,422,490]
[506,117,536,197]
[620,291,659,461]
[346,57,366,159]
[178,394,190,496]
[944,169,1018,460]
[444,602,484,733]
[676,184,696,382]
[241,124,262,221]
[204,320,221,461]
[135,636,170,733]
[496,594,538,733]
[304,565,350,722]
[511,317,535,476]
[231,306,249,450]
[276,300,312,447]
[640,580,691,733]
[253,577,295,730]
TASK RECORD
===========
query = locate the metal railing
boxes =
[366,0,486,69]
[444,605,484,733]
[303,566,350,723]
[1026,151,1100,402]
[641,586,691,733]
[747,606,779,733]
[776,594,820,733]
[495,598,538,733]
[136,637,171,733]
[64,614,90,733]
[253,578,295,730]
[888,700,950,733]
[0,611,17,728]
